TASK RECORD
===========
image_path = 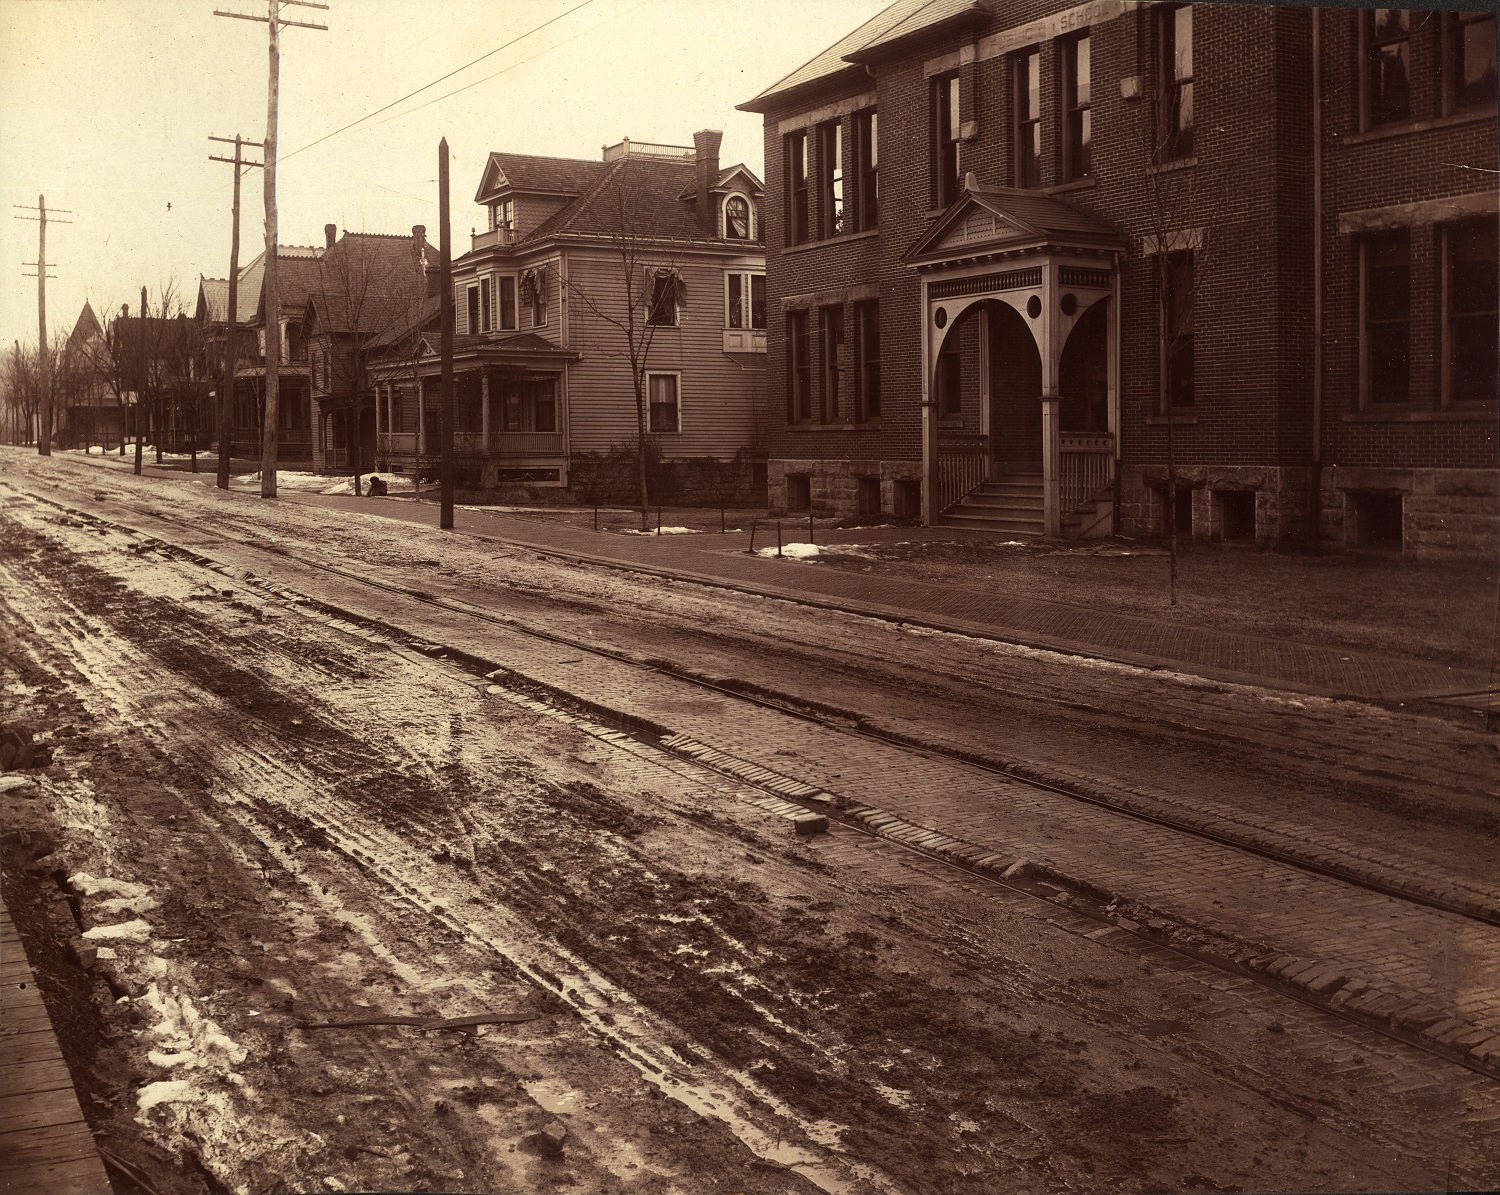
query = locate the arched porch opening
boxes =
[1059,297,1109,434]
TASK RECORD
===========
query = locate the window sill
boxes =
[782,228,881,255]
[937,416,966,428]
[786,421,881,432]
[1343,107,1497,145]
[1043,176,1096,195]
[1342,405,1497,423]
[1146,412,1198,425]
[1147,156,1197,175]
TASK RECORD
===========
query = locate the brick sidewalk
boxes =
[271,489,1488,705]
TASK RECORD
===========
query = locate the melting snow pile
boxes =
[620,526,702,536]
[756,542,822,560]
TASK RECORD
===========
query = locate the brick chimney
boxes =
[325,223,337,249]
[693,129,723,236]
[412,225,427,272]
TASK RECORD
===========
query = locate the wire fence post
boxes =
[776,521,782,558]
[747,520,757,554]
[808,509,814,544]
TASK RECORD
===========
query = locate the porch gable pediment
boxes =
[905,180,1124,267]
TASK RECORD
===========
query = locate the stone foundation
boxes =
[769,458,924,521]
[1119,464,1316,548]
[1318,466,1499,559]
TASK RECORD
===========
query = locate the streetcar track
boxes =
[12,479,1498,932]
[7,479,1500,1088]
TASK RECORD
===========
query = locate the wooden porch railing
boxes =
[1060,433,1114,514]
[378,431,564,457]
[937,433,990,513]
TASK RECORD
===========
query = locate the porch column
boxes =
[417,377,426,455]
[976,305,992,481]
[1042,399,1061,535]
[920,282,938,524]
[480,368,490,442]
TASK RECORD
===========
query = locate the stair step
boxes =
[940,512,1044,532]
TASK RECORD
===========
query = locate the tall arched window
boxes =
[724,195,751,240]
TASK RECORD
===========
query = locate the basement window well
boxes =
[1351,491,1403,550]
[1216,490,1256,543]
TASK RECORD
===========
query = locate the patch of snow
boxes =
[619,526,701,536]
[71,872,152,899]
[755,542,821,559]
[82,918,153,943]
[98,894,161,916]
[137,1079,196,1112]
[0,775,35,792]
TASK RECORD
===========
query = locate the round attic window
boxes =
[934,307,948,329]
[1026,295,1042,319]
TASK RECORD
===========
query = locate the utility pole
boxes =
[14,195,70,455]
[215,0,327,499]
[438,138,455,530]
[209,135,265,490]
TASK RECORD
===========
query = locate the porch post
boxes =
[976,304,992,480]
[417,376,426,456]
[920,280,938,524]
[1042,400,1061,535]
[1040,261,1062,536]
[480,368,490,443]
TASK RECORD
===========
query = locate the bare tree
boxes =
[558,173,687,529]
[307,232,429,488]
[1133,4,1204,607]
[3,341,49,445]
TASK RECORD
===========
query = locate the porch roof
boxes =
[904,182,1125,267]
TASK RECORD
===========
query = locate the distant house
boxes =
[55,301,124,449]
[304,224,434,474]
[370,130,767,499]
[198,245,324,465]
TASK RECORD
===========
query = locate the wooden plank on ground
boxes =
[0,1085,89,1135]
[0,1054,75,1096]
[2,1003,56,1031]
[1,1120,101,1166]
[2,1154,114,1195]
[5,1027,72,1067]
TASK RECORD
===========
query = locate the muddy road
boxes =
[2,451,1496,1194]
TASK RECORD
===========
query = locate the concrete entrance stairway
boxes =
[939,470,1044,535]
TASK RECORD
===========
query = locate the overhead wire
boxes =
[280,0,601,163]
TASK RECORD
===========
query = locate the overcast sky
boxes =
[0,0,880,343]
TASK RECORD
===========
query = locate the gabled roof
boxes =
[524,155,710,245]
[740,0,990,112]
[196,276,230,324]
[674,163,764,202]
[305,231,435,338]
[252,249,326,324]
[66,301,103,350]
[474,152,609,203]
[370,293,440,352]
[904,182,1124,265]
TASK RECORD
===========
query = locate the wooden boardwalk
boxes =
[0,901,113,1195]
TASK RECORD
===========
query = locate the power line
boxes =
[364,1,640,132]
[280,0,599,163]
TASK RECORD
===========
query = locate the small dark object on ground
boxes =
[523,1121,568,1160]
[367,475,388,496]
[0,724,46,771]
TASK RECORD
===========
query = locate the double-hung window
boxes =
[498,275,517,330]
[818,120,844,238]
[1062,34,1092,181]
[786,131,810,246]
[854,110,878,231]
[481,276,493,332]
[1445,11,1497,114]
[647,270,680,327]
[724,195,752,240]
[1364,9,1411,128]
[852,300,880,421]
[726,272,766,331]
[466,284,480,335]
[1015,48,1042,188]
[821,306,844,421]
[647,374,679,433]
[1362,231,1409,406]
[1158,5,1194,160]
[491,197,515,232]
[933,73,961,208]
[1163,250,1195,408]
[1446,219,1498,406]
[787,310,811,422]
